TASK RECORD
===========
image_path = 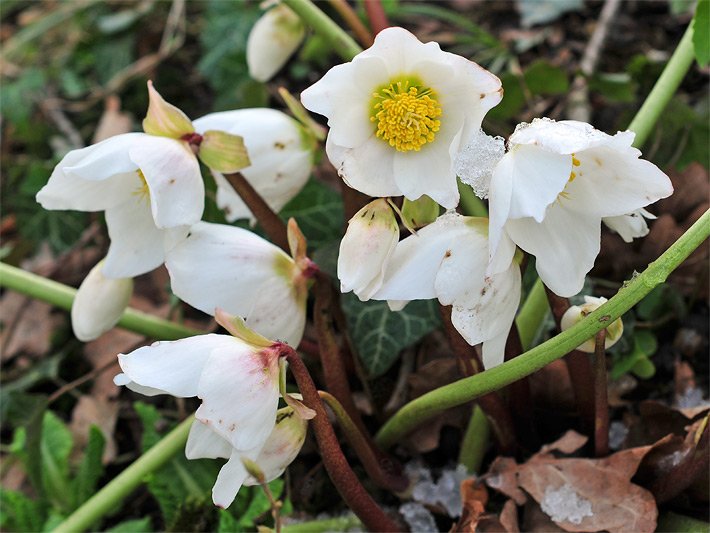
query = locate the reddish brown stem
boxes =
[544,287,596,438]
[363,0,389,34]
[440,305,517,455]
[223,172,289,252]
[327,0,373,47]
[593,329,609,457]
[284,349,402,532]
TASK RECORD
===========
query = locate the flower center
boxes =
[133,169,150,200]
[370,79,442,152]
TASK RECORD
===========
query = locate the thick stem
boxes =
[459,405,489,474]
[374,210,710,449]
[627,23,695,148]
[0,263,200,340]
[281,0,363,61]
[53,416,194,533]
[327,0,373,47]
[593,330,609,457]
[363,0,389,35]
[319,391,408,492]
[222,172,289,253]
[284,350,402,532]
[504,325,539,451]
[515,279,549,351]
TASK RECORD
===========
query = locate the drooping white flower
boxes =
[192,108,315,223]
[165,219,316,347]
[247,4,306,82]
[114,311,309,508]
[603,208,656,243]
[338,199,399,301]
[71,259,133,341]
[36,82,249,279]
[487,118,673,297]
[301,27,502,209]
[372,212,521,369]
[561,296,624,353]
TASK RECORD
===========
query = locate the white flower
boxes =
[71,259,133,341]
[165,220,315,347]
[247,4,305,82]
[192,108,314,223]
[186,405,307,508]
[114,311,306,508]
[561,296,623,353]
[603,208,656,242]
[338,199,399,301]
[488,118,673,297]
[36,82,249,278]
[300,27,502,209]
[372,213,521,369]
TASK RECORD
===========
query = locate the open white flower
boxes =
[338,199,399,301]
[71,259,133,341]
[372,213,521,369]
[247,4,305,82]
[488,118,673,297]
[301,27,502,209]
[561,296,623,353]
[165,220,315,347]
[193,108,314,223]
[36,82,249,278]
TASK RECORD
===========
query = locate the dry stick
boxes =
[284,349,402,532]
[327,0,373,47]
[593,330,609,457]
[441,306,517,455]
[545,287,596,439]
[363,0,389,35]
[567,0,622,122]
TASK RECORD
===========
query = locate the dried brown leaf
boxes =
[539,431,588,456]
[70,396,119,463]
[454,479,489,532]
[485,457,527,505]
[0,293,62,360]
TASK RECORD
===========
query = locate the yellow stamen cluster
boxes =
[371,81,442,152]
[568,154,581,182]
[133,169,150,200]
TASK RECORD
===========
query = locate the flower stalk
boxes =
[593,329,609,457]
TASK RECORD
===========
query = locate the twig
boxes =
[567,0,622,122]
[41,89,85,149]
[384,348,415,414]
[48,358,119,404]
[327,0,373,47]
[593,329,609,457]
[363,0,389,35]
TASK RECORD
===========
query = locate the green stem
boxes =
[281,0,363,61]
[0,262,200,340]
[458,405,489,474]
[627,23,695,148]
[53,416,194,533]
[282,515,363,532]
[375,210,709,449]
[515,278,549,350]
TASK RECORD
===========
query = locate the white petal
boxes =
[185,419,232,460]
[481,330,509,370]
[603,209,654,242]
[113,373,166,396]
[116,334,236,397]
[245,279,307,347]
[165,222,293,318]
[61,133,145,180]
[506,203,600,297]
[195,342,280,450]
[128,136,204,229]
[102,198,176,278]
[246,5,305,82]
[212,447,259,509]
[71,261,133,341]
[509,119,611,154]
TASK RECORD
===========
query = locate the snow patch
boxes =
[454,130,505,199]
[540,483,593,525]
[399,502,438,533]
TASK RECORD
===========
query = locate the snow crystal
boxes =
[399,502,438,533]
[608,420,628,450]
[407,462,469,518]
[540,483,593,525]
[675,387,710,410]
[453,130,505,199]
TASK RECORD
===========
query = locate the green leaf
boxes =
[40,411,74,511]
[238,479,284,528]
[588,73,637,103]
[217,509,240,532]
[71,425,106,509]
[631,357,656,379]
[611,330,658,380]
[279,179,344,250]
[487,73,524,120]
[0,489,46,532]
[517,0,584,28]
[524,59,569,95]
[692,0,710,67]
[107,517,153,532]
[342,296,441,377]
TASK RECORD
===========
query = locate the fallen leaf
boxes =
[69,396,119,463]
[454,479,489,532]
[92,95,133,143]
[0,293,63,360]
[485,457,527,505]
[539,431,588,455]
[498,499,520,533]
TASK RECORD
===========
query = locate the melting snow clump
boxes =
[399,502,438,533]
[453,130,505,199]
[541,483,593,525]
[406,462,469,518]
[608,420,628,450]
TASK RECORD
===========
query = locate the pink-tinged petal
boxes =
[185,419,232,460]
[195,343,280,451]
[506,203,600,297]
[564,146,673,218]
[165,222,293,319]
[128,136,204,229]
[116,334,236,397]
[102,198,180,278]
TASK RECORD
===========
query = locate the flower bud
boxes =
[338,199,399,301]
[247,4,305,82]
[142,81,194,139]
[71,260,133,341]
[244,406,308,486]
[560,296,623,353]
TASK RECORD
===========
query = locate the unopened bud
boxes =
[142,81,194,139]
[338,199,399,301]
[71,261,133,341]
[561,296,623,353]
[247,4,305,82]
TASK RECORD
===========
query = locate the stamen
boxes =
[132,169,150,200]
